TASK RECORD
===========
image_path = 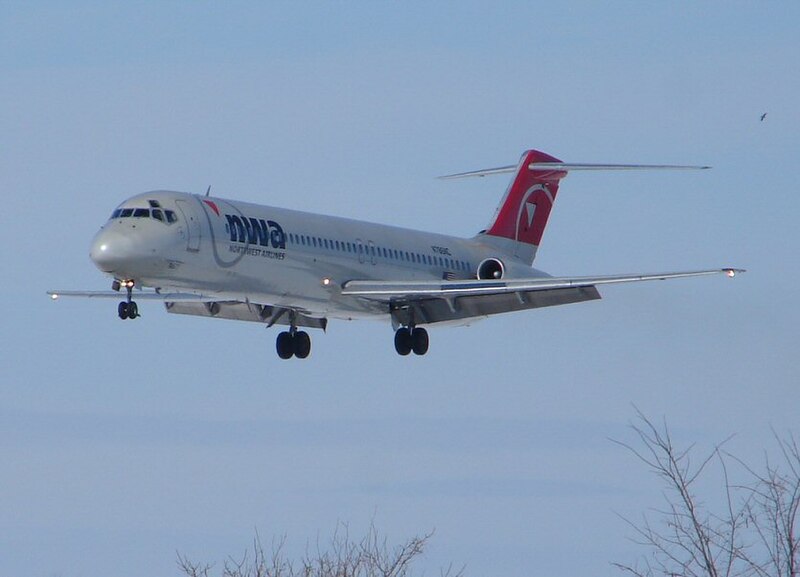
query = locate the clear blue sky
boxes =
[1,2,798,576]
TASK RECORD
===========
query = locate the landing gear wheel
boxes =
[276,331,294,359]
[394,327,413,356]
[127,301,139,319]
[294,331,311,359]
[411,327,429,356]
[118,301,129,320]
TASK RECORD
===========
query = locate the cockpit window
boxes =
[148,200,162,208]
[110,205,177,224]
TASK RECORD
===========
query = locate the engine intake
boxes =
[477,258,505,280]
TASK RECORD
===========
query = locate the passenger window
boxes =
[165,210,177,223]
[152,209,164,222]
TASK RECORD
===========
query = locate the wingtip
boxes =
[723,268,746,278]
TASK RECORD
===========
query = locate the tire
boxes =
[118,301,129,320]
[411,327,429,356]
[394,328,413,356]
[276,331,294,359]
[294,331,311,359]
[128,301,139,319]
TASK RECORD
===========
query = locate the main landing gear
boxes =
[394,326,429,356]
[276,328,312,360]
[114,279,139,320]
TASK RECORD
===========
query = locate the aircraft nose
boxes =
[90,228,137,273]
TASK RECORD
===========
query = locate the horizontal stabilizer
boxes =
[439,162,709,179]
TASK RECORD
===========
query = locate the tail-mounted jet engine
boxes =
[477,258,505,280]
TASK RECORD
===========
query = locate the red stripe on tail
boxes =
[486,150,567,247]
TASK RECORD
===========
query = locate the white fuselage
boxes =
[89,191,546,321]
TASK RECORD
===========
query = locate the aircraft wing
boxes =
[48,290,328,330]
[341,268,743,326]
[341,268,742,298]
[48,290,219,302]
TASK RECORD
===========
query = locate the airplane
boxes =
[48,149,743,359]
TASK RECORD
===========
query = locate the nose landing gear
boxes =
[115,280,139,320]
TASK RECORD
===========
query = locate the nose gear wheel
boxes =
[117,281,139,320]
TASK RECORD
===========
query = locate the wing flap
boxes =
[390,286,602,327]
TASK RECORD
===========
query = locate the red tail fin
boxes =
[485,149,567,252]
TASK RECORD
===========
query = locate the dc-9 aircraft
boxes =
[49,149,742,359]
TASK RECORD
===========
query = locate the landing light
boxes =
[321,277,332,287]
[50,293,59,300]
[726,269,736,278]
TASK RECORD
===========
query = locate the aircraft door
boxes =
[367,240,377,265]
[175,199,202,252]
[356,239,365,264]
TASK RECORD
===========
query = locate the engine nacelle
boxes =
[477,258,505,280]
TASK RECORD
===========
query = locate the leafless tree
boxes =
[735,433,800,577]
[177,523,464,577]
[612,409,799,577]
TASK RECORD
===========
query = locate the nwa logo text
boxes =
[224,214,286,249]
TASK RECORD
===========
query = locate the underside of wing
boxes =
[164,301,328,330]
[388,286,602,327]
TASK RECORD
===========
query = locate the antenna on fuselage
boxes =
[205,185,211,197]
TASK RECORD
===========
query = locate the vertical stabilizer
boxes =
[482,149,567,264]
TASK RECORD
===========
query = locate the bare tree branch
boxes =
[177,523,462,577]
[613,410,799,577]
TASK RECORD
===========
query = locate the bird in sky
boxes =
[760,112,768,121]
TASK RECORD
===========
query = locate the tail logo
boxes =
[515,184,554,244]
[202,199,221,216]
